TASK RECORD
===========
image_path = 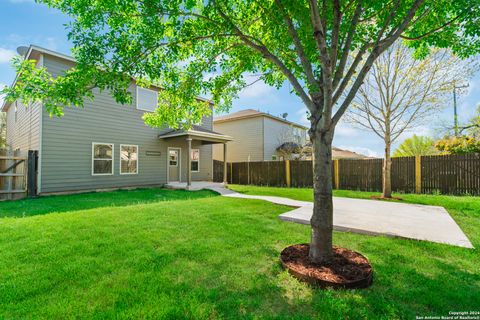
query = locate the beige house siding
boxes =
[263,117,289,161]
[213,115,307,162]
[213,117,264,162]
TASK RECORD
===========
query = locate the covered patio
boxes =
[158,125,232,189]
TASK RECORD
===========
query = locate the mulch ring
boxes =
[280,244,373,289]
[370,195,403,201]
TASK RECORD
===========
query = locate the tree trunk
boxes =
[382,141,392,198]
[309,128,334,264]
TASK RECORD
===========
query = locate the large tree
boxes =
[3,0,480,263]
[347,42,473,198]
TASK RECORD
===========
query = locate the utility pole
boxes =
[452,82,469,137]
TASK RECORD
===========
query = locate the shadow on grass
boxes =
[0,188,218,218]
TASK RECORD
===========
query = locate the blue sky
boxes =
[1,0,479,157]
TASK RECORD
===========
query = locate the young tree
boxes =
[346,43,473,198]
[460,105,480,138]
[393,135,438,157]
[276,125,307,160]
[2,0,479,263]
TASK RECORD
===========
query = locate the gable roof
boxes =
[214,108,308,130]
[332,147,370,159]
[158,125,232,142]
[1,45,213,111]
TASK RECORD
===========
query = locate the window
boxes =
[120,145,138,174]
[169,150,178,166]
[191,149,199,172]
[92,143,113,175]
[136,87,158,112]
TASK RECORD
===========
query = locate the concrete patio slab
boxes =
[205,186,473,248]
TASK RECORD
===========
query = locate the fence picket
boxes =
[214,154,480,195]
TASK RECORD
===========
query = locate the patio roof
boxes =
[158,125,233,144]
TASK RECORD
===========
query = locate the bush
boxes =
[435,136,480,155]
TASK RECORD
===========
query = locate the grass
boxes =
[0,188,218,218]
[0,187,478,319]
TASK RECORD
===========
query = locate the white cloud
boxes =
[337,145,380,158]
[238,80,274,99]
[335,122,361,137]
[396,125,432,142]
[296,107,310,127]
[0,48,16,63]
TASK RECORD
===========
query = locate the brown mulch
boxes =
[370,195,403,201]
[280,244,373,289]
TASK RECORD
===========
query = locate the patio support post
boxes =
[223,143,228,184]
[186,137,192,189]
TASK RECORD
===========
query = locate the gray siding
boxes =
[39,54,212,193]
[4,56,43,152]
[212,117,264,162]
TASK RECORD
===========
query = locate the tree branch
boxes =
[213,2,315,112]
[333,2,363,90]
[274,0,320,93]
[332,0,425,126]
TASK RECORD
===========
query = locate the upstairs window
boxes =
[136,87,158,112]
[120,145,138,174]
[191,149,199,172]
[92,143,113,175]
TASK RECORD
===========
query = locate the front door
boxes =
[168,148,180,182]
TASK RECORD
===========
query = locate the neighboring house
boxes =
[212,109,308,162]
[2,45,231,195]
[301,143,371,160]
[332,147,370,159]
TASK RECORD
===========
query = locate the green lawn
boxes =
[0,187,478,319]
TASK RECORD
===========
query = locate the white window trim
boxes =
[136,86,158,112]
[191,148,200,173]
[92,142,114,176]
[120,144,139,175]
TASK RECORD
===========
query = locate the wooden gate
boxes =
[0,150,38,201]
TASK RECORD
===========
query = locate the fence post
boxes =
[415,155,422,194]
[6,149,13,200]
[334,159,340,189]
[27,150,38,198]
[285,160,291,187]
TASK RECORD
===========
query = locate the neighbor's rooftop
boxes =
[214,109,308,130]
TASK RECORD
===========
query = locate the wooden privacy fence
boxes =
[0,149,38,201]
[214,153,480,195]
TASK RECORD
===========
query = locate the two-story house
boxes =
[212,109,308,162]
[2,45,232,195]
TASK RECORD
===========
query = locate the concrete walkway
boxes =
[208,186,473,248]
